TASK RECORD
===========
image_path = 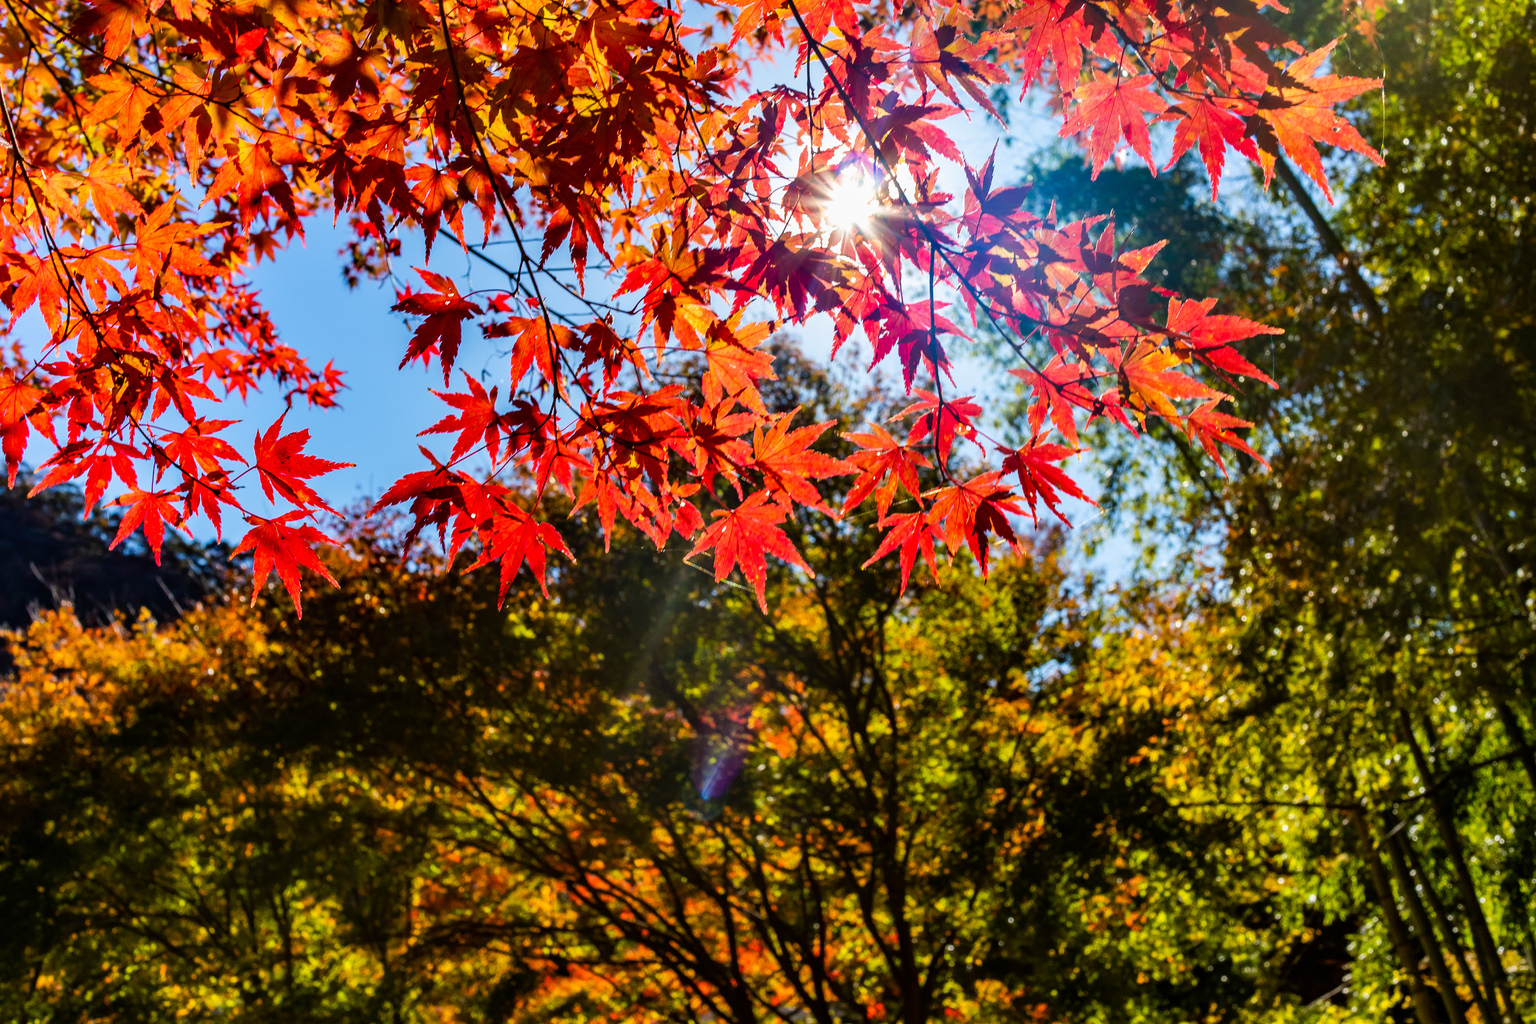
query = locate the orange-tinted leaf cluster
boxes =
[0,0,1363,608]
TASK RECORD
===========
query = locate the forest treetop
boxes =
[0,0,1380,611]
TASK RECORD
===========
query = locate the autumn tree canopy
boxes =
[0,397,1306,1024]
[0,0,1382,610]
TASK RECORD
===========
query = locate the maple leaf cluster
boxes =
[0,0,1376,611]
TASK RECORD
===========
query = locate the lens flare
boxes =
[821,172,879,233]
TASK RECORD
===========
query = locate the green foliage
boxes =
[992,0,1536,1020]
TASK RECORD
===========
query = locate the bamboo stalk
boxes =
[1402,835,1501,1024]
[1384,823,1467,1024]
[1492,697,1536,795]
[1348,808,1442,1024]
[1403,711,1524,1024]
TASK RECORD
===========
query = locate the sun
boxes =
[821,172,879,233]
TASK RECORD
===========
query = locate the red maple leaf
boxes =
[1005,0,1088,91]
[1162,97,1261,200]
[842,423,930,523]
[253,414,354,513]
[393,268,484,383]
[998,439,1092,526]
[82,442,141,518]
[159,418,245,477]
[0,376,43,487]
[689,490,813,612]
[525,421,587,498]
[2,420,28,488]
[486,315,571,391]
[613,226,734,350]
[421,372,504,465]
[732,0,788,44]
[0,379,41,426]
[869,304,964,392]
[737,239,844,321]
[182,472,236,540]
[682,399,756,495]
[963,151,1035,237]
[924,471,1024,577]
[233,511,340,618]
[1059,73,1166,178]
[907,20,1007,118]
[109,489,184,564]
[1164,297,1281,386]
[792,0,855,39]
[862,510,940,593]
[901,390,983,463]
[1012,357,1115,446]
[466,501,574,602]
[370,450,493,559]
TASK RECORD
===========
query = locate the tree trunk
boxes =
[1402,835,1501,1024]
[1493,696,1536,795]
[1272,157,1385,324]
[1403,710,1524,1024]
[1348,808,1442,1024]
[1384,824,1468,1024]
[1521,911,1536,990]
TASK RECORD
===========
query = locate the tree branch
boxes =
[1271,158,1385,325]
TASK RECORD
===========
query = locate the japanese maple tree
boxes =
[0,0,1381,611]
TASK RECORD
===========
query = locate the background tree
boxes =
[985,0,1536,1019]
[0,470,232,633]
[3,359,1363,1024]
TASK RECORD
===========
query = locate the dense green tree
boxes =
[992,0,1536,1020]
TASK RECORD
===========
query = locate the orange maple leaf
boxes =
[1111,341,1225,424]
[924,471,1024,578]
[752,410,851,512]
[1186,399,1267,472]
[1252,40,1384,202]
[72,0,148,59]
[703,319,777,415]
[0,377,43,487]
